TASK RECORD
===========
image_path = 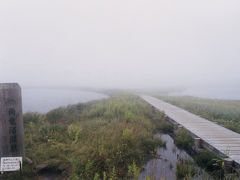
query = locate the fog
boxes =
[1,0,240,91]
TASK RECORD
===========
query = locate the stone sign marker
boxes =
[0,83,24,172]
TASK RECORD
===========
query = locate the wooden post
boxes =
[224,158,233,174]
[0,83,24,159]
[173,123,183,134]
[164,115,168,121]
[194,138,202,152]
[173,123,179,134]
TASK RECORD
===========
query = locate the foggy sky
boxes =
[1,0,240,89]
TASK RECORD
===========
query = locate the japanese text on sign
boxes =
[0,157,22,172]
[8,108,17,153]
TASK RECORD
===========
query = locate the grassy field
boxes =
[3,93,170,180]
[156,95,240,134]
[3,93,239,179]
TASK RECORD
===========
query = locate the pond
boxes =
[22,88,108,113]
[139,134,212,180]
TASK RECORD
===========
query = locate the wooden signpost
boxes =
[0,83,24,173]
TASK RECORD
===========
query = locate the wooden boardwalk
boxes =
[140,95,240,166]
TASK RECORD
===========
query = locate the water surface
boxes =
[22,88,108,113]
[139,134,211,180]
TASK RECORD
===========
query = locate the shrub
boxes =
[195,150,222,171]
[174,129,194,150]
[157,121,174,134]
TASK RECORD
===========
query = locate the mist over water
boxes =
[170,87,240,100]
[22,88,108,113]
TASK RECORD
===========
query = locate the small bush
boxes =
[157,121,174,134]
[141,138,165,156]
[195,150,222,171]
[175,129,194,150]
[24,112,42,124]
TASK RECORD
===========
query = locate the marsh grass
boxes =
[176,159,197,180]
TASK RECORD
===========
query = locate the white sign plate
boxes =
[0,157,22,172]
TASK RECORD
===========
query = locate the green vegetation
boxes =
[156,121,174,134]
[174,129,194,150]
[176,151,240,180]
[157,96,240,133]
[195,150,224,179]
[3,93,167,180]
[195,150,221,171]
[176,159,197,180]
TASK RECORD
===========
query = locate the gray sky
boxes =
[0,0,240,89]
